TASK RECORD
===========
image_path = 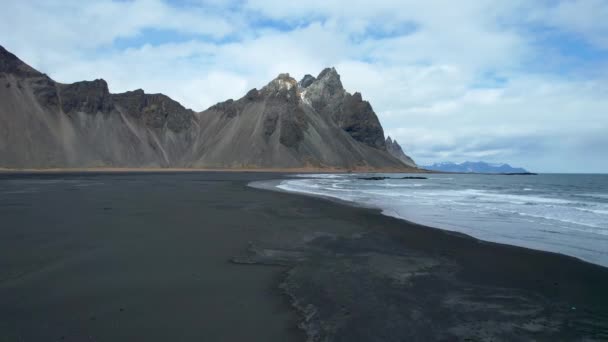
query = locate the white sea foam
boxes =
[266,173,608,267]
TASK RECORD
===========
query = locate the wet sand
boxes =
[1,172,607,341]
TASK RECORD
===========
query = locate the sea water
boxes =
[274,173,608,267]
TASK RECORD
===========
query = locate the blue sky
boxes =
[1,0,607,172]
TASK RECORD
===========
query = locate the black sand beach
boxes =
[1,172,607,341]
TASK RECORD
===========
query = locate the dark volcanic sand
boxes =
[1,172,607,341]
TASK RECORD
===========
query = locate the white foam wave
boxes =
[574,207,608,215]
[268,175,608,267]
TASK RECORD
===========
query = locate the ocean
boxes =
[269,173,608,267]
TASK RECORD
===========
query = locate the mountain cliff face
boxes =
[385,137,417,167]
[0,46,416,170]
[300,68,386,150]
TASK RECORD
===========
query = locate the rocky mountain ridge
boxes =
[385,136,417,168]
[0,45,416,170]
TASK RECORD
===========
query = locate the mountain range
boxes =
[0,45,416,171]
[422,161,530,174]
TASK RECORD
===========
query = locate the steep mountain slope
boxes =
[0,45,416,170]
[385,136,417,167]
[300,68,386,149]
[191,73,408,169]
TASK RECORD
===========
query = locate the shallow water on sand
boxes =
[272,173,608,267]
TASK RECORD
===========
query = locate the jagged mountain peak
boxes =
[299,74,316,88]
[261,73,299,96]
[301,68,344,108]
[386,136,402,145]
[317,67,340,80]
[310,67,344,95]
[273,72,297,83]
[298,67,387,150]
[386,137,417,168]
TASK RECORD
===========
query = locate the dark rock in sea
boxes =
[359,176,427,180]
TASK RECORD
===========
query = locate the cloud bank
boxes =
[1,0,606,172]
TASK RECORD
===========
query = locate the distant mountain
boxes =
[0,45,417,170]
[385,136,417,168]
[422,161,530,174]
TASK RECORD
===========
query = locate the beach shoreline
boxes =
[251,174,608,268]
[245,178,608,340]
[1,171,607,341]
[255,177,608,268]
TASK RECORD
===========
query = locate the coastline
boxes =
[251,176,608,268]
[1,172,607,341]
[245,177,608,340]
[246,178,608,340]
[257,178,608,268]
[0,167,430,174]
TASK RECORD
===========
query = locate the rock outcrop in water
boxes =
[0,45,417,170]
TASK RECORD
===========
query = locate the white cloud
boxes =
[0,0,235,69]
[0,0,606,172]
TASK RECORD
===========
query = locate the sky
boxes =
[1,0,607,173]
